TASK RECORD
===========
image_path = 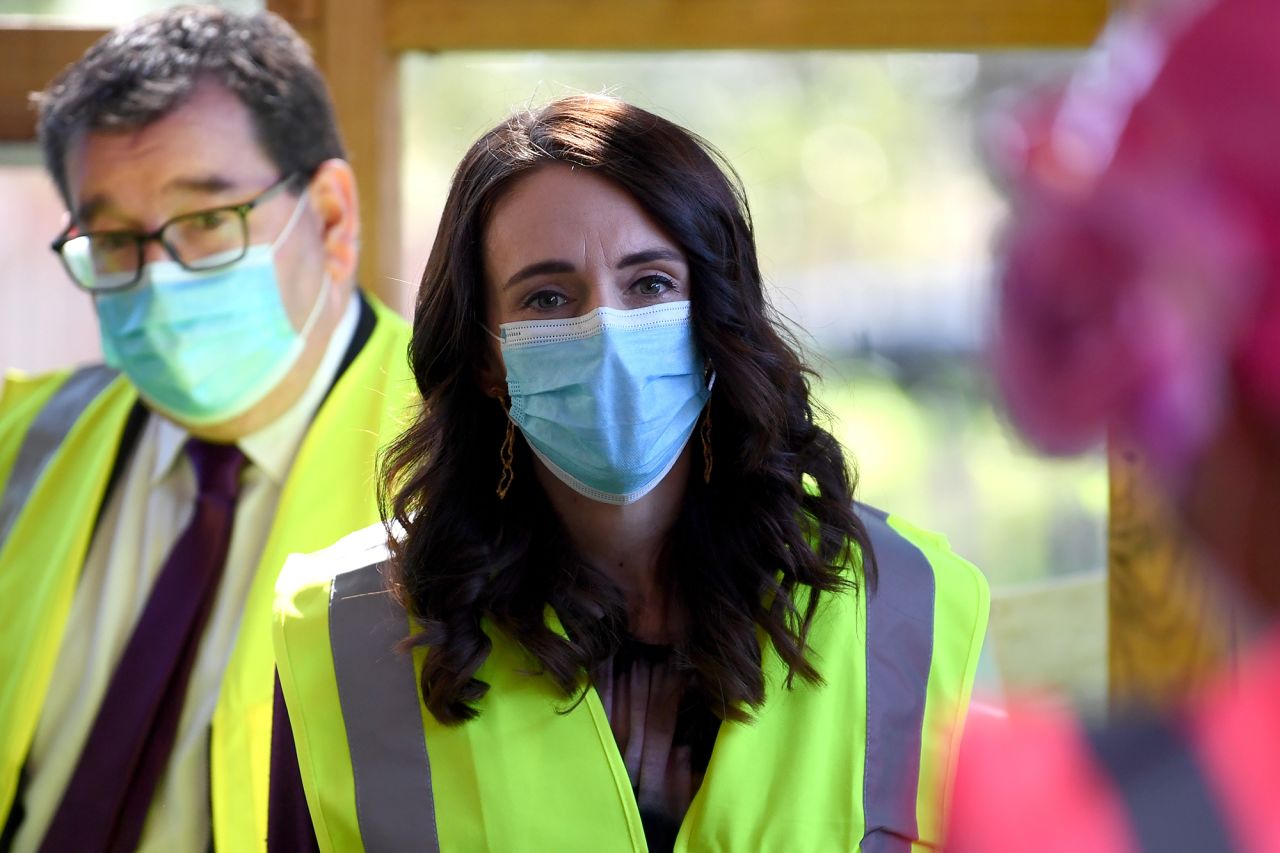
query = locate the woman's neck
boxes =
[535,444,692,641]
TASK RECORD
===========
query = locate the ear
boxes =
[476,341,508,403]
[474,286,508,400]
[306,158,359,286]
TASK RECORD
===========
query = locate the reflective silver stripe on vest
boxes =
[0,364,118,554]
[329,563,440,853]
[858,504,935,852]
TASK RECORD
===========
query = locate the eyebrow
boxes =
[75,174,242,224]
[504,259,576,289]
[73,197,105,224]
[503,247,685,290]
[617,247,683,268]
[164,174,240,195]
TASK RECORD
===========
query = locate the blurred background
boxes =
[0,0,1106,706]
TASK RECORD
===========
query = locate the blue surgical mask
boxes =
[497,301,711,505]
[94,191,329,426]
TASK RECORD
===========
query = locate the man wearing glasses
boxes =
[0,6,412,852]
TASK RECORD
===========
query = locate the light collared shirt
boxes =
[15,292,360,853]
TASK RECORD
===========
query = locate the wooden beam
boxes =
[264,0,321,56]
[270,0,407,313]
[1107,445,1236,710]
[0,19,108,141]
[384,0,1107,52]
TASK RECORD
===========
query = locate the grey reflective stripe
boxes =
[0,364,118,553]
[858,504,935,852]
[1085,717,1239,853]
[329,563,440,853]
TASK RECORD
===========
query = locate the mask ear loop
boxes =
[271,185,312,252]
[702,363,716,484]
[295,271,332,340]
[274,186,332,341]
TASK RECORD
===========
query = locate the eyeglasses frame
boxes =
[49,171,307,293]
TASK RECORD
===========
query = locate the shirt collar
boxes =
[150,291,362,486]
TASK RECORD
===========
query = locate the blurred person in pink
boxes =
[948,0,1280,850]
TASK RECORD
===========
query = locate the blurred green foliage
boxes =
[401,52,1004,279]
[815,360,1106,587]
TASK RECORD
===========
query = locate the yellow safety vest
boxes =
[0,294,414,851]
[274,507,990,852]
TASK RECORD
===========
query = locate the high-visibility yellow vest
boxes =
[0,295,414,851]
[274,505,990,852]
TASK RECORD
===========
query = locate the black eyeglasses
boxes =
[51,172,305,292]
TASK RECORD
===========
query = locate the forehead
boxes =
[483,165,678,265]
[65,80,278,216]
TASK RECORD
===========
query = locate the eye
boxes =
[191,210,231,231]
[94,232,135,252]
[521,290,569,311]
[631,274,678,297]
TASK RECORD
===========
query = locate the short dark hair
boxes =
[34,4,346,207]
[383,95,874,725]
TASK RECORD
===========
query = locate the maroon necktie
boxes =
[40,439,246,853]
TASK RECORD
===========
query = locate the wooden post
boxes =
[1107,445,1236,710]
[269,0,407,315]
[1097,0,1237,713]
[0,20,108,141]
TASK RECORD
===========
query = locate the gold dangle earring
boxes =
[701,405,713,485]
[497,397,516,500]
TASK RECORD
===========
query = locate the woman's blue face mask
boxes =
[495,301,711,505]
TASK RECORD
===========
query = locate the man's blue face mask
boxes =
[495,301,712,505]
[94,189,330,426]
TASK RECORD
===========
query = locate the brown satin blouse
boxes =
[592,638,721,853]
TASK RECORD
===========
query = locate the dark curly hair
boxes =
[34,4,344,208]
[382,94,875,726]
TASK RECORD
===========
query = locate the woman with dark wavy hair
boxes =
[273,94,990,852]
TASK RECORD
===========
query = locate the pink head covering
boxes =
[993,0,1280,485]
